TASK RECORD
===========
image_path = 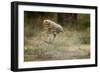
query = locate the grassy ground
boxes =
[24,29,90,61]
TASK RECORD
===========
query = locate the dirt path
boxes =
[24,43,90,61]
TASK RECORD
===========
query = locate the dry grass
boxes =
[24,29,90,61]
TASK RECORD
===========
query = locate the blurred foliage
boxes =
[77,14,90,30]
[24,11,90,44]
[78,28,90,44]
